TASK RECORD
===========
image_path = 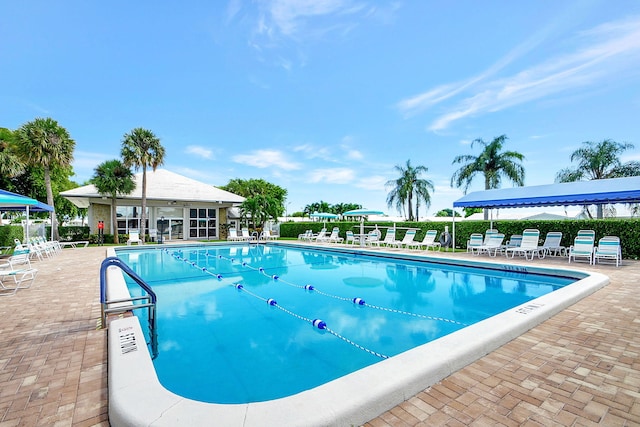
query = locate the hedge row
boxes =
[280,219,640,259]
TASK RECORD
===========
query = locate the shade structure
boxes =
[453,176,640,209]
[0,189,54,212]
[310,212,339,228]
[0,189,55,242]
[342,209,385,216]
[309,212,339,219]
[343,209,385,240]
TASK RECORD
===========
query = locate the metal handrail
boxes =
[100,256,158,358]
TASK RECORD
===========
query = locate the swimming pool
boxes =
[105,242,608,426]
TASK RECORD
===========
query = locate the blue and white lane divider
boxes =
[233,284,388,359]
[212,250,468,327]
[162,248,388,359]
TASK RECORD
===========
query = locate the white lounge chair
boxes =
[127,230,143,245]
[539,231,565,257]
[568,236,595,264]
[310,228,327,243]
[379,229,396,247]
[364,230,381,247]
[391,229,417,249]
[240,227,257,242]
[467,233,483,255]
[408,230,441,251]
[324,227,344,244]
[477,233,505,257]
[505,229,542,260]
[227,228,239,241]
[0,249,38,296]
[593,236,622,267]
[260,229,277,241]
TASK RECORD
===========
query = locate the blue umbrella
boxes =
[0,189,55,242]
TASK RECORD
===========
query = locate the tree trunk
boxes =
[140,167,147,243]
[596,204,604,219]
[112,196,119,244]
[44,167,59,241]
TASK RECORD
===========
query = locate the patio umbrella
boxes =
[342,209,385,239]
[309,212,339,228]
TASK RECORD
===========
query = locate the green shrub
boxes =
[280,219,640,259]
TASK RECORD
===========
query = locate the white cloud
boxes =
[185,145,214,159]
[232,149,301,170]
[354,174,386,191]
[397,15,640,132]
[307,167,355,184]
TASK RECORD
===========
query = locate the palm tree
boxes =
[451,135,525,220]
[90,160,136,244]
[386,159,434,221]
[121,128,165,243]
[15,118,75,240]
[0,128,25,186]
[556,139,640,218]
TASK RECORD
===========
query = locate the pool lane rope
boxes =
[214,250,468,327]
[163,248,389,359]
[233,284,388,360]
[164,248,467,327]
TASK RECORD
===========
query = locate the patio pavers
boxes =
[0,245,638,426]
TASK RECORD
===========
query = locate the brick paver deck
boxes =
[0,245,638,426]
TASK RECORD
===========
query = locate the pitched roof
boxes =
[61,169,244,205]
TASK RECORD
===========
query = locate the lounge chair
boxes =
[593,236,622,267]
[127,230,143,245]
[240,227,257,242]
[260,229,277,241]
[568,236,595,264]
[467,233,483,255]
[364,231,381,247]
[310,228,327,243]
[298,230,312,241]
[227,228,240,241]
[538,231,565,257]
[391,229,416,249]
[477,233,505,257]
[379,229,396,247]
[503,234,522,251]
[0,249,38,296]
[504,229,542,260]
[325,227,344,244]
[408,230,441,251]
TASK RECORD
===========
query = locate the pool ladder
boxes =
[100,257,158,359]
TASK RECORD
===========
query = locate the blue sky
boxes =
[3,1,640,217]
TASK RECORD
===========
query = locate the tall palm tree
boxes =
[15,118,75,240]
[0,128,25,186]
[386,159,434,221]
[451,135,525,220]
[90,160,136,244]
[121,128,165,243]
[556,139,640,218]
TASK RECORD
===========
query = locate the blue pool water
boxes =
[117,244,576,404]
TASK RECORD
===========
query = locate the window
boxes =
[189,208,217,238]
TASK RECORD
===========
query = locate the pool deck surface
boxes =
[0,243,639,426]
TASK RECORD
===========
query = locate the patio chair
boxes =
[504,229,542,260]
[391,229,416,249]
[477,233,505,257]
[127,230,143,245]
[0,249,38,296]
[568,236,595,265]
[364,230,381,247]
[593,236,622,267]
[325,227,344,244]
[227,228,240,241]
[503,234,522,251]
[408,230,441,251]
[539,231,565,257]
[310,228,327,242]
[240,227,257,242]
[345,230,358,245]
[467,233,484,255]
[379,229,396,247]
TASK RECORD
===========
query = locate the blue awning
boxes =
[453,176,640,209]
[0,189,54,212]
